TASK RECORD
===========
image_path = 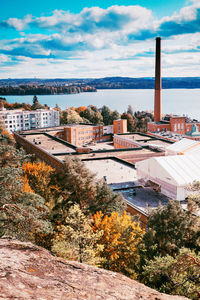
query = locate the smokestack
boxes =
[154,37,161,122]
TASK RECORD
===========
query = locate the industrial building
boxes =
[113,133,172,150]
[166,138,200,155]
[147,37,200,140]
[136,153,200,200]
[44,119,127,147]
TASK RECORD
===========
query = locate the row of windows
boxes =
[174,123,184,131]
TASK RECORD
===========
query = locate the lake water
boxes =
[2,89,200,120]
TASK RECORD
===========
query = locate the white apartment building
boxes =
[0,107,60,132]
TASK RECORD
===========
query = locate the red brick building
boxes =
[148,116,200,140]
[113,119,127,134]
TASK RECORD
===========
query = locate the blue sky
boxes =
[0,0,200,78]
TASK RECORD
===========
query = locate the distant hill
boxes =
[1,77,200,91]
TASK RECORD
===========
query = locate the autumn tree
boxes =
[60,108,86,124]
[0,129,53,244]
[0,126,14,145]
[51,204,103,265]
[142,248,200,299]
[22,161,58,205]
[92,211,144,278]
[76,106,87,114]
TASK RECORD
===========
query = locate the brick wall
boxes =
[14,132,63,170]
[113,119,127,134]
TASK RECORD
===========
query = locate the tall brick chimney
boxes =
[154,37,161,122]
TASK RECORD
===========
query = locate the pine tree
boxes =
[143,200,200,260]
[127,105,134,116]
[51,204,103,265]
[101,105,111,125]
[91,181,127,215]
[31,95,43,110]
[142,248,200,299]
[0,192,53,243]
[51,157,97,223]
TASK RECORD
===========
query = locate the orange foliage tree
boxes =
[22,161,58,204]
[92,211,144,279]
[76,106,87,113]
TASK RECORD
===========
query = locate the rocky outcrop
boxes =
[0,239,188,300]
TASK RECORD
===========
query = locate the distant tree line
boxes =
[1,77,200,89]
[0,84,96,95]
[58,104,153,132]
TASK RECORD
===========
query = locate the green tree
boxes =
[142,248,200,300]
[51,204,103,265]
[91,181,127,215]
[121,113,136,132]
[101,105,111,125]
[143,200,200,260]
[51,157,127,223]
[127,105,134,116]
[0,192,53,244]
[31,95,43,110]
[110,110,120,123]
[51,157,97,223]
[80,107,103,124]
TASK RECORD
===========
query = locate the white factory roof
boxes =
[84,159,137,184]
[166,138,200,155]
[136,153,200,187]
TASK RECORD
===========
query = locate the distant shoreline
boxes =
[1,77,200,92]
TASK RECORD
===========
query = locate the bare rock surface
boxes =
[0,239,188,300]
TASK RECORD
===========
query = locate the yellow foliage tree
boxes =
[22,161,59,205]
[21,174,33,193]
[92,211,144,279]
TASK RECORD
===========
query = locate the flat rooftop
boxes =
[82,158,170,214]
[115,187,169,214]
[83,158,138,184]
[24,134,75,154]
[87,141,115,151]
[55,147,162,163]
[117,133,172,148]
[19,124,96,134]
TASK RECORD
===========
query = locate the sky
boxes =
[0,0,200,78]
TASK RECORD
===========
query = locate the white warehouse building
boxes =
[166,138,200,156]
[135,153,200,200]
[0,106,60,132]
